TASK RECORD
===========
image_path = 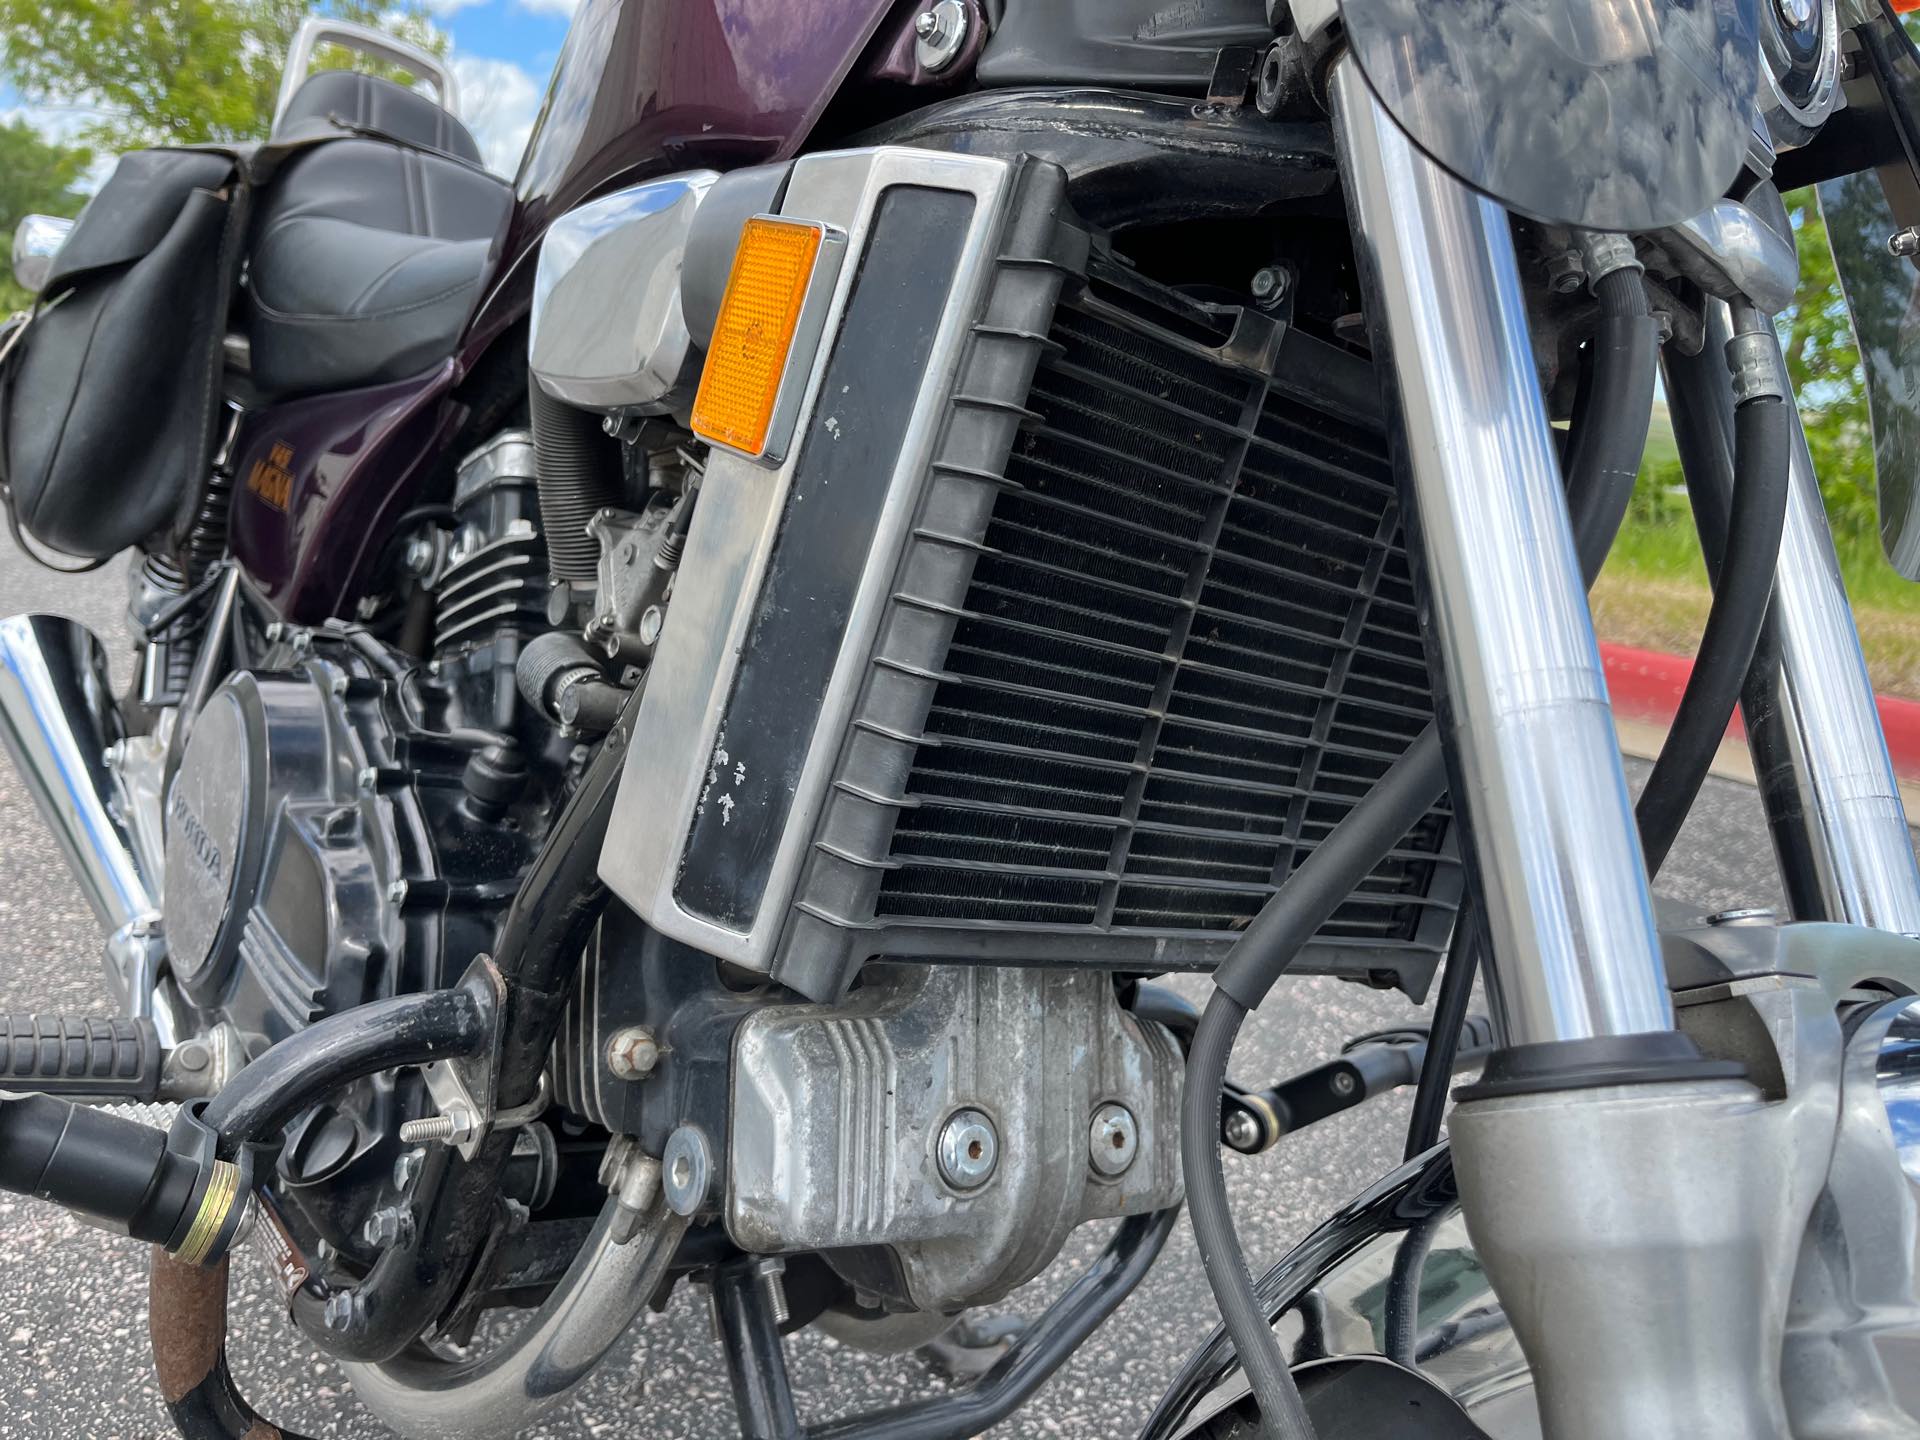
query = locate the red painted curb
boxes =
[1600,642,1920,782]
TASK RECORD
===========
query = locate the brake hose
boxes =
[1634,321,1792,875]
[1183,262,1659,1435]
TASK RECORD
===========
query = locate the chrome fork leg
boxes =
[1666,299,1920,933]
[1329,60,1669,1047]
[1332,61,1797,1440]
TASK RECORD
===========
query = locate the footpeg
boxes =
[0,1014,161,1099]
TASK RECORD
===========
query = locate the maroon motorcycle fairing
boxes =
[233,0,904,617]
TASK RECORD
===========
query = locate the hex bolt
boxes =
[1088,1102,1139,1178]
[1889,227,1920,259]
[1223,1109,1261,1152]
[362,1205,415,1249]
[398,1115,453,1144]
[323,1290,362,1332]
[1250,265,1289,310]
[1546,249,1586,294]
[937,1108,1000,1190]
[605,1026,662,1081]
[754,1255,791,1327]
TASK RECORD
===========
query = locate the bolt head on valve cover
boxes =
[937,1108,999,1190]
[1088,1103,1138,1177]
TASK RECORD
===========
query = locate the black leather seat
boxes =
[245,72,511,396]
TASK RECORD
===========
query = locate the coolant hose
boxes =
[1634,386,1793,876]
[1183,269,1658,1435]
[530,379,622,584]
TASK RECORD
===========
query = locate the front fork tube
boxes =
[1331,59,1802,1440]
[1665,299,1920,933]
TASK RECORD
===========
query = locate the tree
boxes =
[0,0,444,152]
[1781,188,1878,539]
[0,118,92,313]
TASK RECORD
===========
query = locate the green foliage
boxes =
[0,117,93,313]
[1631,186,1881,543]
[0,0,446,151]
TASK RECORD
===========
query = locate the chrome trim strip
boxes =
[597,147,1017,974]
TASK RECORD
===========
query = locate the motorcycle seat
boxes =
[244,71,510,396]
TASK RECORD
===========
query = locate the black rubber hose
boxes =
[1186,271,1659,1432]
[529,379,622,584]
[201,987,490,1148]
[1184,729,1449,1440]
[1634,391,1793,876]
[1403,908,1479,1161]
[1565,268,1661,587]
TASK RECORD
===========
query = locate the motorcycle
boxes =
[2,0,1919,1434]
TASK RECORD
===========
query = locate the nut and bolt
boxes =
[398,1101,475,1146]
[392,1147,426,1192]
[362,1205,415,1249]
[1890,227,1920,259]
[1545,249,1587,294]
[754,1255,791,1327]
[936,1108,1000,1190]
[1249,266,1289,310]
[402,535,436,576]
[1223,1109,1262,1152]
[912,0,968,71]
[1088,1102,1139,1177]
[605,1026,663,1081]
[323,1289,362,1332]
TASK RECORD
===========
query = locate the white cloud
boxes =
[515,0,579,17]
[449,54,544,176]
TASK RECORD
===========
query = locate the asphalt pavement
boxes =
[0,551,1867,1438]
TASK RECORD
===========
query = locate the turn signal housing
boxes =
[691,217,829,458]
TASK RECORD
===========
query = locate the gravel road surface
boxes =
[0,551,1876,1438]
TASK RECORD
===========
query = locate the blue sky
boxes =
[2,0,575,181]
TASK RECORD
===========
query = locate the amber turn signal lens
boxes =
[690,217,826,456]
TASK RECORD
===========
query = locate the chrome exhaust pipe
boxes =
[0,614,169,1029]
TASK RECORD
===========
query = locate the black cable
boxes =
[1184,267,1662,1425]
[1183,729,1448,1440]
[1403,907,1479,1160]
[1634,390,1792,876]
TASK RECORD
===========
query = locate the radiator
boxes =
[601,150,1460,1002]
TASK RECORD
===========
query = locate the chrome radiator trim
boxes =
[597,147,1021,984]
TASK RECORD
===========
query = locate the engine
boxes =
[161,432,573,1243]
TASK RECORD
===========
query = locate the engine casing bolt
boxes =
[937,1108,999,1190]
[323,1289,362,1332]
[754,1255,791,1327]
[606,1026,663,1081]
[1089,1102,1139,1177]
[362,1204,415,1249]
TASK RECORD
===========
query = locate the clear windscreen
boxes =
[1338,0,1760,231]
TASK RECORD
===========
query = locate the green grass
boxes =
[1591,404,1920,696]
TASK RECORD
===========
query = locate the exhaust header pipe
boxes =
[0,614,165,1023]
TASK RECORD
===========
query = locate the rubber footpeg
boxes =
[0,1014,161,1099]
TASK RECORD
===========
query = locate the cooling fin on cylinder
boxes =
[597,144,1458,1003]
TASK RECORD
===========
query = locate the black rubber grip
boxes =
[0,1014,161,1099]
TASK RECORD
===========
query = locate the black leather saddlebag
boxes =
[1,147,247,561]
